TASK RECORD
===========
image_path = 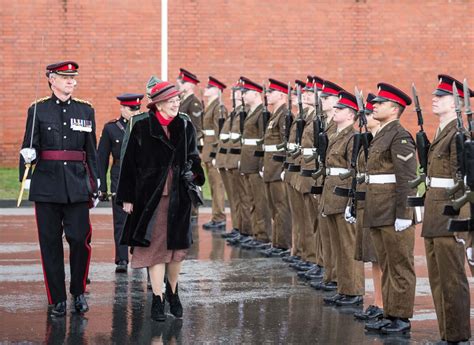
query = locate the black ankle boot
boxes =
[151,294,166,322]
[165,281,183,318]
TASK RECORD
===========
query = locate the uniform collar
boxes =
[120,116,128,124]
[437,116,456,133]
[51,93,72,106]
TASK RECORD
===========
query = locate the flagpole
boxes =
[161,0,168,81]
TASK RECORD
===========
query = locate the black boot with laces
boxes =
[165,281,183,318]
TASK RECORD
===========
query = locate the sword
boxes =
[18,36,44,207]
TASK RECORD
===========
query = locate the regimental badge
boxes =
[71,118,93,132]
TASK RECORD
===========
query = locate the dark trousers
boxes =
[112,197,129,263]
[35,202,92,304]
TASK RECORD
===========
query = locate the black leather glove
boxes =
[182,170,194,183]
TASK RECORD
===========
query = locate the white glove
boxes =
[237,161,240,169]
[344,206,356,224]
[280,171,285,181]
[259,166,264,178]
[20,148,36,164]
[467,247,474,266]
[395,218,412,232]
[24,179,31,190]
[212,159,216,167]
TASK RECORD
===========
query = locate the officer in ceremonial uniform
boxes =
[321,90,364,307]
[364,83,416,334]
[261,78,292,255]
[98,93,144,273]
[202,77,228,229]
[309,80,343,291]
[420,75,472,343]
[19,61,98,316]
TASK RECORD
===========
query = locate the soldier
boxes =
[260,78,293,255]
[19,61,98,316]
[202,77,228,229]
[225,83,254,243]
[239,77,272,246]
[177,69,203,224]
[296,76,325,280]
[310,80,344,291]
[353,94,384,320]
[320,90,364,306]
[98,93,144,273]
[364,83,416,334]
[283,80,308,267]
[421,75,472,343]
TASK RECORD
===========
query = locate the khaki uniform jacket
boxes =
[202,98,227,163]
[179,93,203,138]
[296,108,317,193]
[225,105,244,169]
[240,104,265,174]
[284,108,308,187]
[263,104,287,182]
[320,125,355,215]
[215,115,232,169]
[315,119,337,187]
[363,120,417,228]
[422,119,467,237]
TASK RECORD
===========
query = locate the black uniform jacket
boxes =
[98,116,128,193]
[116,111,205,249]
[20,93,98,203]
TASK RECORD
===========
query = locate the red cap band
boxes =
[339,98,358,111]
[365,102,374,111]
[208,80,224,90]
[437,82,465,98]
[120,100,141,106]
[181,74,199,85]
[269,82,287,93]
[323,86,339,96]
[378,90,408,107]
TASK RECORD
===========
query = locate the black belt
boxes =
[209,152,217,158]
[229,148,241,154]
[254,150,264,157]
[300,169,316,177]
[273,155,285,162]
[219,148,228,154]
[287,164,301,172]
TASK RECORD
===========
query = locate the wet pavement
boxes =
[1,208,473,344]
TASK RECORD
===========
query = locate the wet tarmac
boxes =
[1,208,473,344]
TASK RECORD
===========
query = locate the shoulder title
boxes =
[72,98,93,107]
[30,96,51,107]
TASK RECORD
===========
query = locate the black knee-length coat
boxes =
[116,111,205,249]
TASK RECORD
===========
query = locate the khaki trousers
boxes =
[320,213,338,283]
[227,169,243,231]
[425,236,471,342]
[244,173,271,242]
[327,213,364,295]
[237,172,252,235]
[218,169,235,228]
[370,225,416,319]
[265,181,292,249]
[287,185,305,257]
[204,162,226,222]
[303,193,318,263]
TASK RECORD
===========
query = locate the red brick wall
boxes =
[1,0,473,166]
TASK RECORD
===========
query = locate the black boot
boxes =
[166,281,183,318]
[151,294,166,322]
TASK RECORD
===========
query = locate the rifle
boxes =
[443,82,467,216]
[234,88,247,143]
[218,89,225,135]
[311,90,329,185]
[196,89,205,152]
[18,36,44,207]
[308,85,325,194]
[290,84,306,159]
[448,79,474,231]
[224,87,237,144]
[275,83,293,156]
[262,84,271,133]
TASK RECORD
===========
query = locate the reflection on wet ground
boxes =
[0,209,473,344]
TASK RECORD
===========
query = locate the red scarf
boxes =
[155,111,174,126]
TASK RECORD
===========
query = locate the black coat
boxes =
[20,93,98,203]
[116,110,205,249]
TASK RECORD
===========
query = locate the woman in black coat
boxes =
[116,81,205,321]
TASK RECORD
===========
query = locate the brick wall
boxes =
[1,0,473,166]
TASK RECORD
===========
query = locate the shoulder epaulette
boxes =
[30,96,50,107]
[72,98,93,107]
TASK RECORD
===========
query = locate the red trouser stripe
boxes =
[34,203,53,304]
